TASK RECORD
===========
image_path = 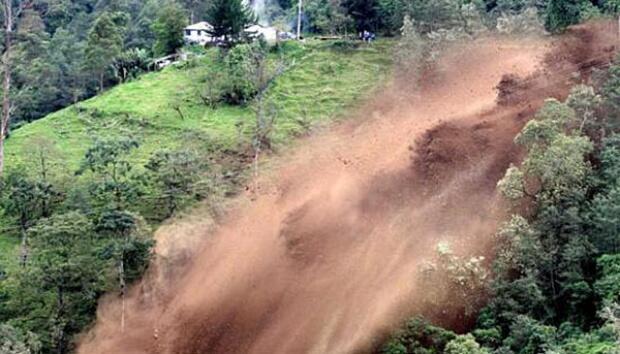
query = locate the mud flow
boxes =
[79,21,618,354]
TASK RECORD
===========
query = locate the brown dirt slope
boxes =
[78,21,618,354]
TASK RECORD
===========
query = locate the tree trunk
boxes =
[56,286,66,354]
[0,0,13,176]
[19,227,28,267]
[0,135,4,174]
[119,258,126,333]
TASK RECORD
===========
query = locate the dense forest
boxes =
[0,0,618,128]
[381,65,620,353]
[0,0,619,353]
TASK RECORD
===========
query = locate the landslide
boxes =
[78,21,618,354]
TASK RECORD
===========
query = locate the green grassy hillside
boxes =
[5,40,393,171]
[0,40,393,267]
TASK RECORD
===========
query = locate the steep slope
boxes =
[79,22,618,354]
[4,41,392,171]
[0,41,393,266]
[79,38,538,352]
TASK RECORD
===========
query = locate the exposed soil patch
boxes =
[78,21,618,354]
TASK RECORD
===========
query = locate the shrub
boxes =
[221,43,265,105]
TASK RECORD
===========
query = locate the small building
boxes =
[183,22,282,46]
[184,22,214,45]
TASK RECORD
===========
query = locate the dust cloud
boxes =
[78,21,618,354]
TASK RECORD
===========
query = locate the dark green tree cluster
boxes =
[4,0,616,133]
[290,0,615,36]
[382,58,620,354]
[0,135,208,353]
[2,0,211,129]
[206,0,256,42]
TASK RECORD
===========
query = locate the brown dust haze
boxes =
[78,22,618,354]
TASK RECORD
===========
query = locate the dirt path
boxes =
[78,23,618,354]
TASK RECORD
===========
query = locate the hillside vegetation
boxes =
[6,41,392,171]
[0,41,393,352]
[3,0,620,353]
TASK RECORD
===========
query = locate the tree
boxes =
[489,96,601,340]
[377,0,405,35]
[1,170,60,265]
[502,315,558,354]
[49,28,87,104]
[222,43,264,104]
[85,12,126,91]
[77,137,140,210]
[0,323,40,354]
[342,0,380,31]
[507,99,592,199]
[445,334,489,354]
[152,1,187,56]
[13,212,104,354]
[304,0,353,34]
[12,7,62,124]
[180,0,208,23]
[594,255,620,303]
[144,149,203,219]
[205,0,256,43]
[380,317,457,353]
[589,137,620,253]
[112,48,150,82]
[95,209,152,331]
[496,7,546,36]
[0,0,15,175]
[602,0,620,13]
[545,0,584,32]
[601,63,620,132]
[566,84,602,133]
[590,186,620,253]
[601,303,620,351]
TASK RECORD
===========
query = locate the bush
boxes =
[445,334,489,354]
[221,43,265,105]
[380,317,457,354]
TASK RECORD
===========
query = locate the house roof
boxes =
[185,22,212,31]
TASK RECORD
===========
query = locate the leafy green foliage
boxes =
[144,149,204,219]
[380,317,457,354]
[152,1,188,56]
[205,0,256,42]
[113,48,151,83]
[222,43,265,104]
[477,58,620,354]
[0,323,40,354]
[545,0,587,32]
[445,334,489,354]
[304,0,352,35]
[77,137,140,210]
[1,39,393,353]
[502,315,558,354]
[1,171,59,234]
[595,255,620,303]
[85,12,127,91]
[7,212,104,354]
[383,61,620,354]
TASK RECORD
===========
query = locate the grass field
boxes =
[5,40,393,170]
[0,39,394,266]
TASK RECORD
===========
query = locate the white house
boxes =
[183,21,281,46]
[183,22,215,45]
